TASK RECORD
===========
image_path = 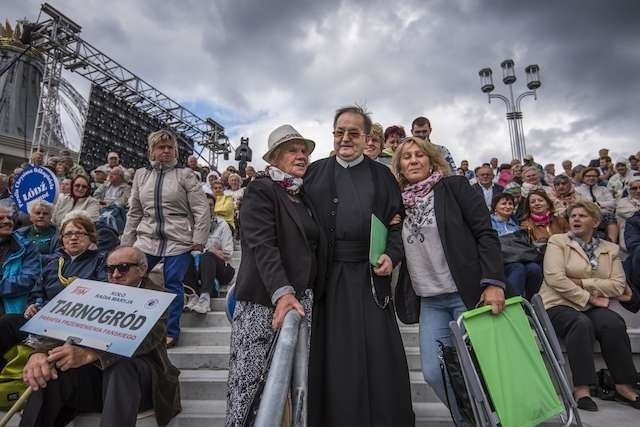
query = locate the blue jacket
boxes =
[16,225,60,255]
[490,214,521,236]
[30,248,107,304]
[0,233,42,298]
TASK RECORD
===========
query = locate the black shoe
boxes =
[614,393,640,410]
[577,396,599,411]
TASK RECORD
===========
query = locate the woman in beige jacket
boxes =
[122,129,210,347]
[540,200,639,411]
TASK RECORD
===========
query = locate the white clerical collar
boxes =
[336,154,365,169]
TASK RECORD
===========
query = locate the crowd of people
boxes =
[0,105,639,425]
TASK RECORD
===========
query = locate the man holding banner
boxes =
[18,247,181,427]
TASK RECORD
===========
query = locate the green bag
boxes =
[0,344,30,410]
[462,297,564,427]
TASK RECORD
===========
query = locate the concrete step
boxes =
[168,343,423,371]
[168,346,229,370]
[177,369,439,403]
[178,319,419,348]
[180,312,229,327]
[180,326,231,346]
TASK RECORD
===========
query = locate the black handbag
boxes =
[438,342,476,426]
[394,264,421,324]
[499,229,542,264]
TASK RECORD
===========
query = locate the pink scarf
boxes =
[402,172,443,208]
[530,211,552,226]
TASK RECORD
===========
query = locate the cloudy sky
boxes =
[4,0,639,170]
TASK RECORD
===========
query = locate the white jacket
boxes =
[205,216,234,261]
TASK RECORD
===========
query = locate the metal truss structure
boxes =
[30,3,227,167]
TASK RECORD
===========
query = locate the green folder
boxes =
[369,214,388,266]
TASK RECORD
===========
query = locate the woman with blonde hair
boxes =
[393,136,506,425]
[540,200,639,411]
[122,129,210,347]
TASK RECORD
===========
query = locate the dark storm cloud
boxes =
[4,0,639,166]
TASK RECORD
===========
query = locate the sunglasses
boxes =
[104,263,139,274]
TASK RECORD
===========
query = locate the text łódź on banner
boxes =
[11,166,59,214]
[20,279,175,357]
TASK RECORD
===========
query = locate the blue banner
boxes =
[11,166,59,214]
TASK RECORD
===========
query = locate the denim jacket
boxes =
[490,214,521,237]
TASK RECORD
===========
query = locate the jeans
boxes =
[504,262,543,299]
[146,252,191,339]
[419,292,469,426]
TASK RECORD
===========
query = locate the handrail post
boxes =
[255,310,302,427]
[291,317,309,427]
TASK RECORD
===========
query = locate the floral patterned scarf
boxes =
[402,172,443,209]
[267,166,303,195]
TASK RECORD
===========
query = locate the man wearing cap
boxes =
[91,166,108,193]
[304,105,414,426]
[503,182,525,221]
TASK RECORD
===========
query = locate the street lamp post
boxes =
[478,59,541,161]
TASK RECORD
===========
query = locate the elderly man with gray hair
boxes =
[94,166,131,209]
[19,246,181,427]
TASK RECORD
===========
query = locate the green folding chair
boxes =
[448,295,582,427]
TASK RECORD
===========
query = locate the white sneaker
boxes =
[193,294,211,314]
[184,294,198,311]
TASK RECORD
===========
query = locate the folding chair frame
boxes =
[448,295,583,427]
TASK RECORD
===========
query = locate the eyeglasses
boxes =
[332,130,365,140]
[62,231,88,238]
[104,263,140,274]
[73,184,89,189]
[583,174,599,178]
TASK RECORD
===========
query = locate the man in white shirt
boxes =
[472,166,504,209]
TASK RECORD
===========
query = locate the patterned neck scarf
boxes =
[402,172,443,209]
[568,231,601,270]
[267,166,303,195]
[530,211,552,226]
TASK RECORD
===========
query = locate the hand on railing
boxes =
[272,294,304,330]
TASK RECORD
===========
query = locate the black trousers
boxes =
[0,314,27,370]
[183,251,234,297]
[547,305,638,387]
[19,357,153,427]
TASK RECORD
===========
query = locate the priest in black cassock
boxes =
[305,106,415,426]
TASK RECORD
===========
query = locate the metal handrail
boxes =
[255,309,308,427]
